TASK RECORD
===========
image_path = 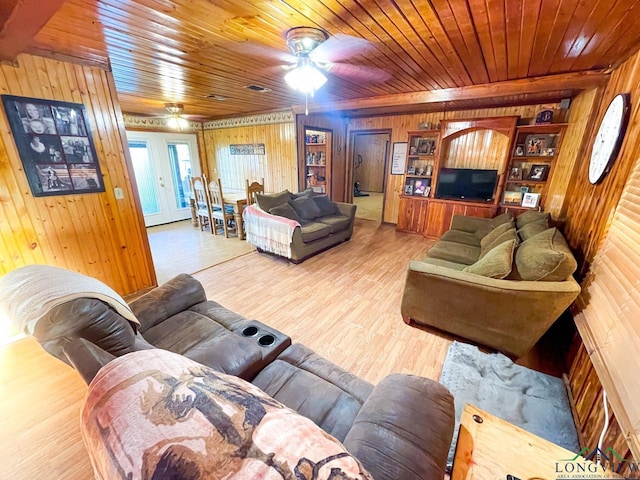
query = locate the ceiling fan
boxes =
[164,103,189,130]
[282,27,389,91]
[276,27,389,112]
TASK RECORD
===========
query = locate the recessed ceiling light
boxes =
[245,84,272,93]
[206,94,227,101]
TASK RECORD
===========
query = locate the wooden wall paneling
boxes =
[348,103,566,224]
[564,49,640,461]
[545,89,600,218]
[568,346,632,459]
[442,129,510,170]
[195,129,209,177]
[204,121,297,194]
[296,113,348,201]
[0,54,154,295]
[79,59,152,291]
[563,49,640,268]
[105,70,157,288]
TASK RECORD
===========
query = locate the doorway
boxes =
[351,131,390,222]
[126,131,201,227]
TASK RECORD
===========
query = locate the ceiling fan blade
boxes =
[310,34,374,63]
[226,41,297,64]
[326,62,391,83]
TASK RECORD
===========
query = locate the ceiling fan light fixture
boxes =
[167,115,188,129]
[284,60,327,94]
[285,27,329,55]
[164,103,188,130]
[164,103,183,115]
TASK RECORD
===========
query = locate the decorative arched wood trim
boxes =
[441,116,519,138]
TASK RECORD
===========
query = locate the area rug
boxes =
[440,341,580,467]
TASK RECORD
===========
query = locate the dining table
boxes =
[188,188,248,240]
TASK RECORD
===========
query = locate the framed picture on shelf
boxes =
[508,166,522,180]
[525,134,554,156]
[404,180,414,195]
[416,139,435,154]
[413,180,427,196]
[527,164,550,181]
[514,144,525,156]
[407,165,416,175]
[522,192,541,208]
[503,190,523,205]
[540,147,556,157]
[423,186,431,197]
[520,186,530,194]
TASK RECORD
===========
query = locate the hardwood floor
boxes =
[0,219,447,479]
[192,219,449,384]
[147,219,253,284]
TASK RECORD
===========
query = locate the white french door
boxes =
[126,131,201,227]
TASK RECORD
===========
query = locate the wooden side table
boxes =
[452,404,620,479]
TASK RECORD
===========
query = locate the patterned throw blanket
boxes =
[243,204,299,258]
[82,349,374,480]
[0,264,139,335]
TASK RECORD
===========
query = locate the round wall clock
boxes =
[588,93,631,184]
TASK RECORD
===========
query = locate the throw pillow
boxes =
[489,212,513,228]
[82,349,374,480]
[480,222,513,250]
[480,228,518,258]
[290,187,315,199]
[474,222,494,239]
[269,203,304,223]
[463,239,516,279]
[517,219,549,242]
[256,190,291,212]
[512,227,577,281]
[312,195,339,216]
[515,210,551,229]
[290,196,322,220]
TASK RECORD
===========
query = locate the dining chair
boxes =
[208,178,236,238]
[246,178,265,207]
[191,175,213,233]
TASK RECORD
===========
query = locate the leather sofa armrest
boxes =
[343,373,454,480]
[450,214,491,233]
[63,338,116,385]
[129,273,207,332]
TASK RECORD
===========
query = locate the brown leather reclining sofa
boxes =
[35,273,455,480]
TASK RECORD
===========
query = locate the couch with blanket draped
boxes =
[0,265,454,480]
[243,189,356,263]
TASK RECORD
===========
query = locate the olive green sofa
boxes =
[401,210,581,358]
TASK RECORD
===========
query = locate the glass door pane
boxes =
[167,142,194,210]
[129,140,160,216]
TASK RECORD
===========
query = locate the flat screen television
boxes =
[435,168,498,202]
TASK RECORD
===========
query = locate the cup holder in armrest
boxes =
[233,320,292,370]
[242,326,259,337]
[258,334,275,347]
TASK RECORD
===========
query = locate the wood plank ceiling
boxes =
[17,0,640,119]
